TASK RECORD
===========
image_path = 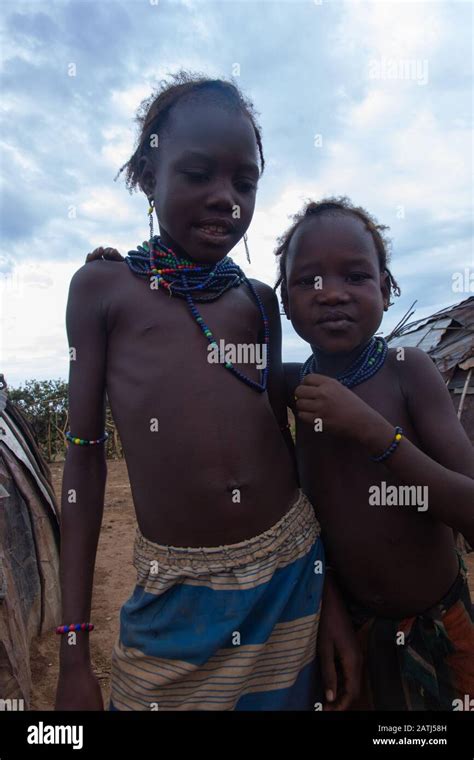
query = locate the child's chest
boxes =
[105,273,265,390]
[296,363,420,497]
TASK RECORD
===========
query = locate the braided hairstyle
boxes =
[274,196,401,309]
[115,70,265,192]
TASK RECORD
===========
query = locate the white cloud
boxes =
[110,83,155,116]
[332,0,444,60]
[100,125,135,170]
[1,260,74,387]
[1,0,471,383]
[79,186,137,223]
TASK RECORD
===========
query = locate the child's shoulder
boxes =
[246,279,282,323]
[387,345,440,382]
[386,345,448,403]
[69,259,128,295]
[246,278,278,304]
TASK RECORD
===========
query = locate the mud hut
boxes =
[0,374,60,709]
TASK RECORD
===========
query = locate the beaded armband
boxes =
[370,426,403,463]
[66,431,109,446]
[56,622,94,634]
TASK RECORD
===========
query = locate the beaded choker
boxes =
[300,336,388,388]
[125,236,269,392]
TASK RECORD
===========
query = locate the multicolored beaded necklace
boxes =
[300,335,388,388]
[125,236,269,392]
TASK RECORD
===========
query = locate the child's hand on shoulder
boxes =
[295,373,385,442]
[85,246,124,263]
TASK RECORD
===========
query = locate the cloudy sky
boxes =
[1,0,472,388]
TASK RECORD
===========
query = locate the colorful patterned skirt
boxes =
[109,490,324,711]
[348,554,474,710]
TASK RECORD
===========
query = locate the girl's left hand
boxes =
[295,373,383,442]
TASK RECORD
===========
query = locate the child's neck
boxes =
[310,338,373,378]
[158,232,196,263]
[158,231,226,267]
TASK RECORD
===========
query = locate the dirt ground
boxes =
[30,459,474,710]
[30,460,137,711]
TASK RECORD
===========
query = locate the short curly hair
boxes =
[274,196,401,307]
[115,70,265,192]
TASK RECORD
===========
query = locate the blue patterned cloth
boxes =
[109,490,324,711]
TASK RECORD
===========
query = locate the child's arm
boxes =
[295,348,474,545]
[283,362,302,412]
[362,348,474,543]
[55,264,108,710]
[318,569,361,711]
[252,281,296,462]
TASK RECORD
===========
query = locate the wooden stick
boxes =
[457,368,472,420]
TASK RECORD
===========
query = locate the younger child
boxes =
[279,197,474,710]
[55,78,359,711]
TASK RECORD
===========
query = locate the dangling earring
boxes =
[148,198,155,239]
[244,233,251,264]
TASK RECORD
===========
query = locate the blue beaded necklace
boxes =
[300,336,388,387]
[125,236,269,392]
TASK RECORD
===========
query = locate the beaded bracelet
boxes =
[66,431,109,446]
[370,426,403,463]
[56,622,94,634]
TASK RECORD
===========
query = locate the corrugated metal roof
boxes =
[388,318,452,351]
[386,296,474,380]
